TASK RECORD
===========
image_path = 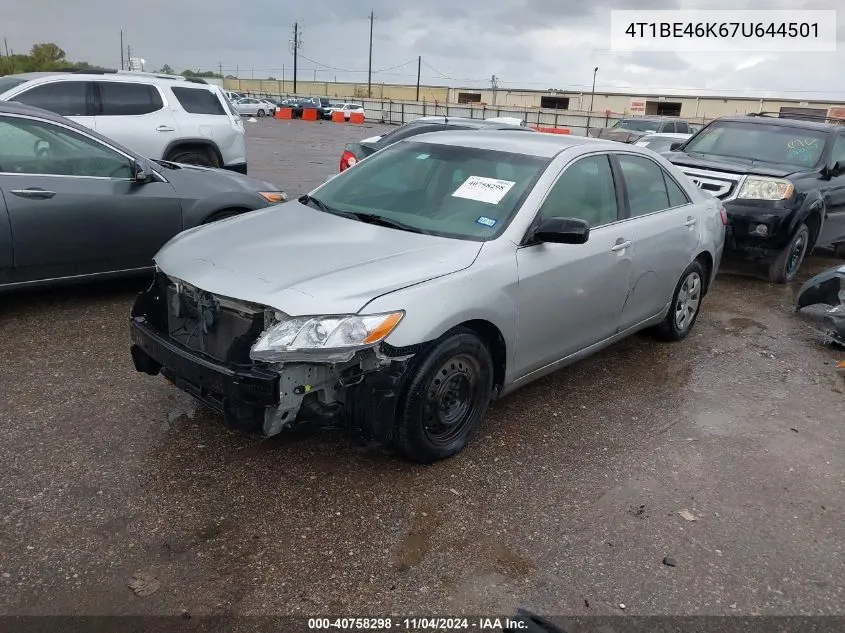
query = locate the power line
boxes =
[296,53,416,75]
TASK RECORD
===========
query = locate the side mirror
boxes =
[133,161,149,182]
[533,217,590,244]
[832,161,843,176]
[670,142,683,151]
[34,139,50,156]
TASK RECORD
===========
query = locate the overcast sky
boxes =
[3,0,843,100]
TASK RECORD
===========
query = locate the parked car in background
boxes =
[0,69,248,172]
[665,112,845,282]
[0,101,286,291]
[283,98,327,119]
[232,97,275,117]
[339,116,536,171]
[633,132,693,154]
[224,90,247,102]
[689,123,703,134]
[588,117,692,143]
[130,130,724,463]
[326,102,365,120]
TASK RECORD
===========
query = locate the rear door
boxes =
[613,152,701,329]
[0,113,182,282]
[92,80,175,159]
[9,80,97,131]
[170,86,245,167]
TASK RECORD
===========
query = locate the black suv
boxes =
[339,116,535,171]
[665,112,845,283]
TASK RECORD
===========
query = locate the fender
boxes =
[162,138,224,164]
[183,191,269,227]
[786,191,825,246]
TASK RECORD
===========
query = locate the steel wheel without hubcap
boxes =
[422,354,481,447]
[674,271,702,333]
[785,232,808,279]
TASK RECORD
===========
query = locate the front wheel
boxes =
[768,222,810,284]
[653,260,705,342]
[393,328,494,463]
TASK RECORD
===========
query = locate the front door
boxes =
[515,153,633,378]
[818,134,845,252]
[615,153,701,329]
[0,113,183,283]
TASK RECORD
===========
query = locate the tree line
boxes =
[0,42,223,78]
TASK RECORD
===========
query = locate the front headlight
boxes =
[737,177,794,201]
[250,311,404,363]
[259,191,288,204]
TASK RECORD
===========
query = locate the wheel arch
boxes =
[162,138,223,166]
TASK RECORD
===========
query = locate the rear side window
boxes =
[171,87,226,115]
[13,81,90,116]
[662,122,676,133]
[675,121,689,133]
[97,82,163,115]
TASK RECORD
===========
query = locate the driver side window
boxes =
[0,116,132,179]
[831,135,845,166]
[538,154,619,227]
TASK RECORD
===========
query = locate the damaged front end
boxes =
[795,264,845,347]
[129,271,419,442]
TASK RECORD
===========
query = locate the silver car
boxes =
[232,97,275,117]
[129,131,726,463]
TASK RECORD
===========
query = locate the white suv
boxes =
[0,70,247,173]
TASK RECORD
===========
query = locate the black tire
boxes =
[833,243,845,259]
[166,147,219,168]
[203,209,240,224]
[768,223,810,284]
[653,260,706,342]
[257,109,266,117]
[393,328,494,464]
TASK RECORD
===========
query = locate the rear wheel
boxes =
[166,147,219,168]
[257,109,266,117]
[653,260,705,342]
[393,328,494,463]
[768,223,809,283]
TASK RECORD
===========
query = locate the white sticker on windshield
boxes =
[451,176,516,205]
[633,141,649,146]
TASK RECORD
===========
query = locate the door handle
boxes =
[10,188,56,199]
[611,240,632,252]
[685,217,697,227]
[156,125,175,132]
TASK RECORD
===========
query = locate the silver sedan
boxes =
[130,132,726,463]
[232,97,275,117]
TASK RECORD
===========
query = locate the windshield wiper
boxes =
[346,212,428,234]
[299,194,341,214]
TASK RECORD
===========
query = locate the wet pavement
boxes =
[1,120,844,618]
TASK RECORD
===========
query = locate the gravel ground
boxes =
[1,119,843,621]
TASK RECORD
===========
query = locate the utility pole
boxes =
[218,61,223,77]
[367,10,375,97]
[120,30,124,70]
[416,56,421,101]
[291,22,300,93]
[4,37,8,58]
[126,44,132,70]
[586,66,598,134]
[491,75,499,105]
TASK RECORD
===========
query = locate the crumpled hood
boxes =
[154,201,482,315]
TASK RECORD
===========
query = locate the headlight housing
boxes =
[737,177,794,201]
[250,311,404,363]
[259,191,288,204]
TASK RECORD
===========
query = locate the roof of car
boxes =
[405,128,621,158]
[639,132,693,139]
[713,113,844,132]
[0,70,213,89]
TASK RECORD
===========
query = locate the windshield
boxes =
[635,136,678,153]
[310,141,549,241]
[0,76,27,95]
[613,119,660,132]
[682,120,829,167]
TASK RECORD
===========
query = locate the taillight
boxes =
[719,206,728,225]
[339,150,358,172]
